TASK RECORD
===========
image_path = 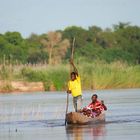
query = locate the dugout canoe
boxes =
[66,112,105,125]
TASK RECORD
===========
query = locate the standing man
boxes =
[67,60,82,112]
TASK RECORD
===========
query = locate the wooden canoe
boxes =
[66,112,105,125]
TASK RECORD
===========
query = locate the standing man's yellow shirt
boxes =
[68,76,82,97]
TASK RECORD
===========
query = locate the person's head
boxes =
[91,94,98,103]
[71,72,76,81]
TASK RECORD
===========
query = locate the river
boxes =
[0,89,140,140]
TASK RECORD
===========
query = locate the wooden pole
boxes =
[65,37,75,125]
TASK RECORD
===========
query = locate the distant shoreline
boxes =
[0,80,139,94]
[0,81,45,93]
[0,62,140,93]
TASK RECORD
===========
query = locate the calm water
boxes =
[0,89,140,140]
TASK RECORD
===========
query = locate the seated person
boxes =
[81,94,107,118]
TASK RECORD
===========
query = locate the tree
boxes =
[41,31,70,64]
[4,32,23,45]
[63,26,88,48]
[113,22,130,31]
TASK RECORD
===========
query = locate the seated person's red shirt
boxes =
[87,100,104,112]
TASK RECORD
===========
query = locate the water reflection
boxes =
[66,123,106,140]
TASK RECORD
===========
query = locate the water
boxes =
[0,89,140,140]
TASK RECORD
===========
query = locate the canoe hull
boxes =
[66,112,105,125]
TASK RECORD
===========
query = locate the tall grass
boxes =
[0,61,140,91]
[79,61,140,89]
[0,65,14,92]
[20,65,69,90]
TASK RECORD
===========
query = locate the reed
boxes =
[79,61,140,89]
[0,61,140,91]
[20,65,69,90]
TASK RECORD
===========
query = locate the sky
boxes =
[0,0,140,37]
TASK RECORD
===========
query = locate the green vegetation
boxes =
[0,22,140,65]
[0,22,140,91]
[0,62,139,91]
[20,65,69,90]
[79,61,140,89]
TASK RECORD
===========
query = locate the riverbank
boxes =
[0,61,140,93]
[0,81,45,93]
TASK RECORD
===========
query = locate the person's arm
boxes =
[70,59,78,76]
[101,100,107,111]
[67,81,71,94]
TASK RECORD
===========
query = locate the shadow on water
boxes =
[65,123,106,140]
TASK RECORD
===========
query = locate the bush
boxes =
[20,66,69,91]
